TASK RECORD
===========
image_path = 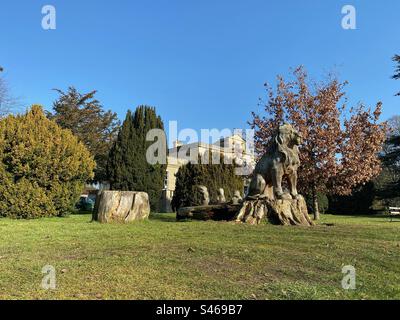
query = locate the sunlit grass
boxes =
[0,213,399,300]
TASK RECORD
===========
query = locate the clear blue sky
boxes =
[1,0,399,139]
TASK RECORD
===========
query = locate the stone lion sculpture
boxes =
[247,123,302,201]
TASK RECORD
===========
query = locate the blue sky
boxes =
[1,0,399,140]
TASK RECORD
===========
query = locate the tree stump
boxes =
[235,195,314,226]
[177,204,241,221]
[93,191,150,223]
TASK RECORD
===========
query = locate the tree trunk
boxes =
[312,186,320,221]
[236,196,314,226]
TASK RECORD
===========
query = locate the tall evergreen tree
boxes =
[49,87,120,182]
[107,106,166,211]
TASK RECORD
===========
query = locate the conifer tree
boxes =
[107,106,166,211]
[49,87,119,182]
[0,105,95,218]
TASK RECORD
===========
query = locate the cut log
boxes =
[235,195,314,226]
[93,191,150,223]
[177,204,241,221]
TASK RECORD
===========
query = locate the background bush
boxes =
[0,105,95,218]
[327,182,375,215]
[305,192,329,215]
[171,154,244,210]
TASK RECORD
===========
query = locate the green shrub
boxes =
[171,154,244,210]
[328,182,375,215]
[0,105,95,218]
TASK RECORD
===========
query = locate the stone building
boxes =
[161,134,255,212]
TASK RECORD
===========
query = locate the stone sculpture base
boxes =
[177,204,241,221]
[235,196,314,226]
[93,191,150,223]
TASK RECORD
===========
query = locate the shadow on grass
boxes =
[70,210,93,216]
[329,213,400,223]
[355,214,400,221]
[149,213,177,223]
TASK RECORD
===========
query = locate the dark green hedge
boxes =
[171,155,244,210]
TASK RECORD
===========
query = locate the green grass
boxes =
[0,213,399,300]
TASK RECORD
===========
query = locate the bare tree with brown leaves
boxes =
[0,67,18,118]
[251,66,387,220]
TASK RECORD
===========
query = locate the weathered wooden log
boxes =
[93,191,150,223]
[177,204,241,221]
[235,195,314,226]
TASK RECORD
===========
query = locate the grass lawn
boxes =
[0,213,399,300]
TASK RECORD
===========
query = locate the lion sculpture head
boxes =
[275,123,302,167]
